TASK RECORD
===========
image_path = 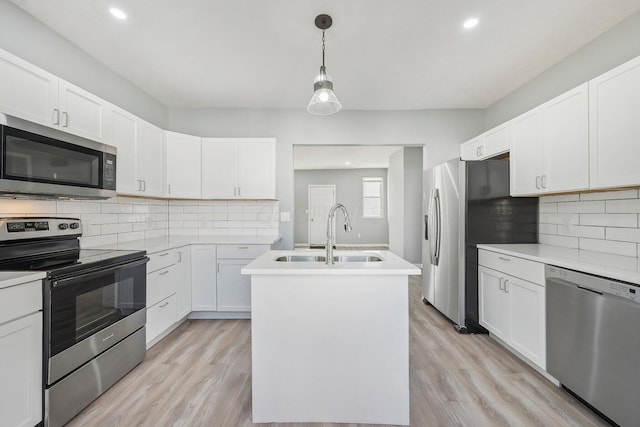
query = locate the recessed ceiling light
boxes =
[109,7,127,20]
[345,161,351,165]
[463,17,479,29]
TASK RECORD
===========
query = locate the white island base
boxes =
[250,271,411,425]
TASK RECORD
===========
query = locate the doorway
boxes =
[308,185,336,247]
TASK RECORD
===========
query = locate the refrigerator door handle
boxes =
[434,189,442,265]
[428,189,437,265]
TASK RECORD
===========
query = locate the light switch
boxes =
[280,212,291,222]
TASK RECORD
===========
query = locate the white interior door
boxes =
[308,185,335,246]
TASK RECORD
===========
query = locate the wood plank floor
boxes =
[67,276,609,427]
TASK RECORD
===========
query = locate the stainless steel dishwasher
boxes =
[546,265,640,427]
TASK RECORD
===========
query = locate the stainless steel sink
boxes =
[274,254,383,263]
[333,255,382,262]
[274,255,327,262]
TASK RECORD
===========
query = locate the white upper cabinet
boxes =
[589,55,640,190]
[460,123,509,161]
[510,83,589,196]
[137,121,165,197]
[0,49,108,142]
[109,107,139,195]
[0,49,58,127]
[58,80,108,142]
[201,138,276,199]
[165,131,202,199]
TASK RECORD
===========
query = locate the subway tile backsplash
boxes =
[0,197,279,247]
[539,189,640,257]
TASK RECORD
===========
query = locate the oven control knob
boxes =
[58,223,69,230]
[70,223,80,230]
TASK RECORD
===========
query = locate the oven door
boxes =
[45,258,147,385]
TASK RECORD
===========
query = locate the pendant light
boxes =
[307,14,342,115]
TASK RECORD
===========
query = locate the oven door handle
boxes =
[50,257,148,289]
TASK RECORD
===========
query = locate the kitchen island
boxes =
[242,250,420,425]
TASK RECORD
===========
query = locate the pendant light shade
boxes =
[307,14,342,115]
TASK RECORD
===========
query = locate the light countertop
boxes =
[478,243,640,285]
[0,271,46,290]
[90,235,281,253]
[242,250,421,276]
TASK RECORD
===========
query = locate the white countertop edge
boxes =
[0,271,47,290]
[90,235,282,253]
[242,250,421,276]
[477,243,640,285]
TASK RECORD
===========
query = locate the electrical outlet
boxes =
[562,218,571,234]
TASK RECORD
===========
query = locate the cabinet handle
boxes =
[178,251,182,263]
[504,280,509,293]
[159,301,169,308]
[499,278,504,291]
[498,257,511,261]
[238,187,241,197]
[62,111,69,127]
[137,180,142,191]
[142,180,146,191]
[217,263,220,274]
[53,109,60,125]
[541,175,547,189]
[159,252,169,257]
[168,184,171,195]
[535,176,541,189]
[476,146,481,157]
[238,246,249,250]
[159,270,169,276]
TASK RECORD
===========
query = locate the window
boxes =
[362,177,384,218]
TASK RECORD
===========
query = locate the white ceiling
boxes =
[294,146,402,170]
[10,0,640,110]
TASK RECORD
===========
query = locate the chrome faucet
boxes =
[326,203,353,265]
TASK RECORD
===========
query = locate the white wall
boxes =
[0,0,168,127]
[168,108,484,249]
[387,150,405,257]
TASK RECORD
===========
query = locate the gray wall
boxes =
[485,10,640,128]
[294,168,389,245]
[388,147,423,263]
[0,0,167,127]
[168,108,484,249]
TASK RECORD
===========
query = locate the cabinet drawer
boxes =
[217,244,269,259]
[0,280,42,325]
[478,249,544,285]
[147,249,180,273]
[146,294,176,344]
[147,266,177,307]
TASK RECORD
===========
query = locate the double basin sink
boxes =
[275,254,383,263]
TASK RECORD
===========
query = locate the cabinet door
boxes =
[191,245,217,311]
[505,276,546,369]
[138,121,165,197]
[237,139,276,199]
[542,83,589,193]
[109,107,139,195]
[146,295,177,346]
[483,124,509,157]
[174,247,192,319]
[478,266,507,340]
[201,138,237,198]
[58,79,108,142]
[510,109,543,196]
[589,55,640,189]
[217,259,251,312]
[460,137,483,161]
[0,49,59,127]
[165,131,202,198]
[0,312,42,427]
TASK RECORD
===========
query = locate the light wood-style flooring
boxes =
[67,276,609,427]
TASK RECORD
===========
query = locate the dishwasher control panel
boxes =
[546,265,640,303]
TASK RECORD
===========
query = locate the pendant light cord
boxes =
[322,30,325,68]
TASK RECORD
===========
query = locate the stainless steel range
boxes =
[0,217,148,427]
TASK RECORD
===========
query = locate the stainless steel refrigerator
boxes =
[422,156,538,332]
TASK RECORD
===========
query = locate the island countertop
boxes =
[242,250,421,276]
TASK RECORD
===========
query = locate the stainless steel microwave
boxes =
[0,114,116,199]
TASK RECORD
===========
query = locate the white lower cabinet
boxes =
[146,246,190,347]
[0,279,43,427]
[191,245,217,311]
[216,244,270,312]
[478,249,546,370]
